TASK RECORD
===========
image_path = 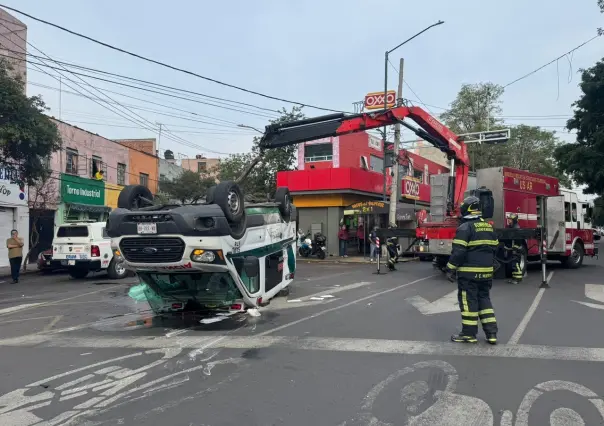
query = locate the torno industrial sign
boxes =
[61,174,105,206]
[364,91,396,110]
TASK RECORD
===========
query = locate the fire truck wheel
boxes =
[505,246,527,278]
[214,181,245,223]
[562,243,584,269]
[275,187,292,221]
[117,185,154,209]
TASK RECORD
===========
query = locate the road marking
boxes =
[406,290,459,315]
[573,284,604,310]
[0,315,56,325]
[43,315,63,332]
[0,303,43,315]
[0,284,127,318]
[508,271,554,345]
[257,275,438,336]
[5,334,604,364]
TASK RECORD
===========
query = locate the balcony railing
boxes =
[304,155,333,162]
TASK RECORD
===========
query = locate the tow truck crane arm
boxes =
[259,106,469,215]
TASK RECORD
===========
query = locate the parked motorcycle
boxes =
[298,231,327,259]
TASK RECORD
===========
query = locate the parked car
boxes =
[37,248,57,272]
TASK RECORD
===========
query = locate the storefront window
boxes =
[305,143,333,162]
[370,155,384,173]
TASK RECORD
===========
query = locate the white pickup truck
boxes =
[52,221,128,279]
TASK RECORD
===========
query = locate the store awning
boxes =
[67,203,112,213]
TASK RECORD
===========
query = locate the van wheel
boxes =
[229,212,247,240]
[107,258,128,279]
[117,185,154,209]
[562,243,584,269]
[68,268,89,279]
[275,187,292,221]
[278,286,291,297]
[214,181,244,223]
[206,185,216,204]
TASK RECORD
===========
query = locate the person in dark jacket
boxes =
[446,196,499,345]
[505,213,524,284]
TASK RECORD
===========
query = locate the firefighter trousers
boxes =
[457,276,498,337]
[511,255,523,281]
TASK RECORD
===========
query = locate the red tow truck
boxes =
[262,106,598,279]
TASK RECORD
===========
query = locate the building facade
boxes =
[159,158,185,182]
[116,139,159,195]
[0,8,27,82]
[48,120,130,226]
[277,132,447,255]
[181,155,221,177]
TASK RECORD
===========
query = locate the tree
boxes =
[217,106,306,197]
[590,196,604,227]
[441,83,570,185]
[0,60,61,184]
[158,169,215,204]
[553,58,604,194]
[23,174,58,270]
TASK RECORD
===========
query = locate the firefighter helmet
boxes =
[460,196,482,219]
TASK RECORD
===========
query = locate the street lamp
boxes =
[382,20,445,201]
[238,124,264,134]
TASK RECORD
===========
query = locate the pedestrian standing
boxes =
[369,226,378,262]
[446,196,499,345]
[6,229,24,284]
[338,225,349,257]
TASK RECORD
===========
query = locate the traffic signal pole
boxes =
[388,58,404,227]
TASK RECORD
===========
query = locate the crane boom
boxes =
[259,106,469,215]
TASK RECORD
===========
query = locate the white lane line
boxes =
[6,334,604,364]
[43,315,63,332]
[257,275,438,337]
[0,303,43,315]
[0,284,127,317]
[508,271,554,345]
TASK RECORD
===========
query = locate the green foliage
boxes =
[441,82,570,186]
[159,169,215,204]
[554,58,604,194]
[0,60,61,184]
[217,106,305,197]
[590,196,604,227]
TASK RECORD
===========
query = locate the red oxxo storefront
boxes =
[276,132,447,256]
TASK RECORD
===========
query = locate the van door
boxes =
[264,250,284,293]
[546,196,566,253]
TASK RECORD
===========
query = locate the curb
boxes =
[299,257,420,265]
[0,267,41,280]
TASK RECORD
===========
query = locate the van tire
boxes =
[214,181,244,223]
[68,268,89,279]
[275,187,292,221]
[229,212,247,240]
[107,258,128,279]
[206,185,216,204]
[117,185,154,209]
[278,286,291,297]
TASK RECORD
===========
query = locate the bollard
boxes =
[540,235,549,288]
[374,237,384,275]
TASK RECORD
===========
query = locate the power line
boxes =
[0,4,349,114]
[503,34,602,88]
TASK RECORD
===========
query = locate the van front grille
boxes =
[120,237,185,263]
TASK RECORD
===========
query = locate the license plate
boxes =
[137,223,157,234]
[68,260,75,266]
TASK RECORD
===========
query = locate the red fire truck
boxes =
[260,105,598,278]
[419,166,598,278]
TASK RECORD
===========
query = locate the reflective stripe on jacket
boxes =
[447,218,499,280]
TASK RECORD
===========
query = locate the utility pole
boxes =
[58,76,62,120]
[156,122,163,154]
[388,58,404,227]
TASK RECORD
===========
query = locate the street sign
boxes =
[459,128,511,145]
[364,91,396,110]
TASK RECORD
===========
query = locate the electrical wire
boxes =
[0,4,349,114]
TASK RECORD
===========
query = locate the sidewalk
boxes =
[299,256,419,265]
[0,264,40,280]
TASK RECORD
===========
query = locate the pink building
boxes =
[0,8,27,82]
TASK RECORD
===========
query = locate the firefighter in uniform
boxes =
[446,196,499,345]
[505,213,524,284]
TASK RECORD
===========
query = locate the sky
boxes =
[1,0,603,191]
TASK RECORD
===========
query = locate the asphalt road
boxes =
[1,257,604,425]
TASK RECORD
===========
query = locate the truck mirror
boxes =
[243,256,260,278]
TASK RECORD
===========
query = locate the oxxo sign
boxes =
[402,177,421,200]
[364,91,396,110]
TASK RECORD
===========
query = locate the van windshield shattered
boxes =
[135,272,243,308]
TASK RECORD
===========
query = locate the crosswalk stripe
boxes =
[1,334,604,364]
[0,303,43,315]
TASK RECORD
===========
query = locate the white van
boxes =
[52,221,128,280]
[107,181,297,313]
